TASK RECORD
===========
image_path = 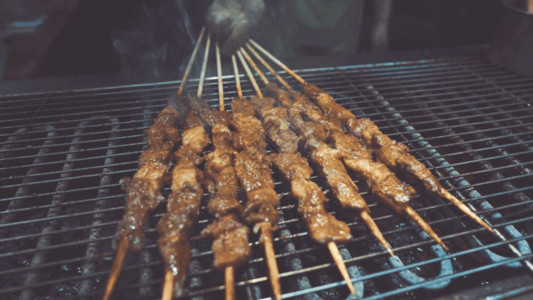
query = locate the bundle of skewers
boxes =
[102,27,512,300]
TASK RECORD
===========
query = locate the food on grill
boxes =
[231,98,280,228]
[271,152,352,243]
[104,105,181,300]
[287,88,448,251]
[157,110,210,297]
[193,96,252,270]
[248,95,351,243]
[230,97,281,299]
[303,83,494,234]
[262,84,395,255]
[250,95,300,153]
[247,93,357,295]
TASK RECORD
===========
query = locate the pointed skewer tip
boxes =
[327,242,356,295]
[103,237,130,300]
[404,206,449,252]
[441,189,495,234]
[359,211,395,257]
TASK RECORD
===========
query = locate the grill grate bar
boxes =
[0,128,57,227]
[0,129,143,152]
[0,78,527,129]
[0,62,530,121]
[0,135,530,195]
[410,133,532,154]
[0,58,486,101]
[365,99,529,122]
[1,146,530,220]
[1,217,532,299]
[2,221,533,297]
[4,182,531,251]
[0,143,529,244]
[1,183,532,269]
[360,252,533,300]
[0,110,529,172]
[378,108,531,132]
[280,231,533,298]
[0,111,528,162]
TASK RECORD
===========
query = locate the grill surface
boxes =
[1,51,533,299]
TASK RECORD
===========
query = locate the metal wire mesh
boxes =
[1,53,533,299]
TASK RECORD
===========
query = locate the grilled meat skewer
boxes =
[303,83,494,234]
[237,47,360,294]
[104,105,181,300]
[230,97,282,299]
[259,85,396,255]
[284,87,448,251]
[191,96,252,277]
[247,93,357,294]
[157,110,210,296]
[248,93,358,295]
[271,152,353,244]
[231,98,280,229]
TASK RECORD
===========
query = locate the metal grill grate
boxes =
[1,52,533,299]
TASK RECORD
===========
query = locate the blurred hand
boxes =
[206,0,265,55]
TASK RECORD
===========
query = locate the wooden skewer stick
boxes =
[239,47,269,85]
[161,270,174,300]
[359,211,394,256]
[245,43,292,90]
[529,0,533,13]
[102,238,129,300]
[225,266,235,300]
[248,39,306,85]
[215,44,236,300]
[260,223,282,300]
[177,27,206,97]
[232,55,243,99]
[216,44,224,111]
[404,206,449,252]
[328,242,356,295]
[197,34,211,99]
[244,46,395,257]
[236,51,263,99]
[235,50,282,300]
[440,189,494,234]
[238,48,356,295]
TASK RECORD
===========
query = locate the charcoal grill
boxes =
[1,48,533,299]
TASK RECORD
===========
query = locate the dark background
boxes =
[0,0,503,82]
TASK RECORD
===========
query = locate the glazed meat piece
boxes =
[231,98,280,227]
[157,111,210,293]
[234,151,279,226]
[231,98,267,153]
[250,96,300,153]
[115,105,180,252]
[202,214,252,268]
